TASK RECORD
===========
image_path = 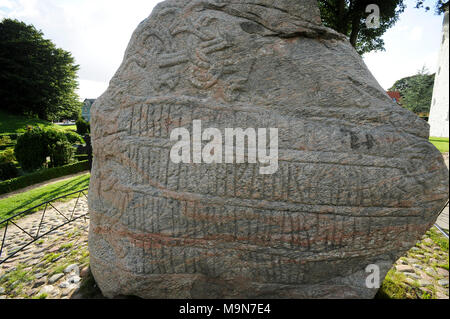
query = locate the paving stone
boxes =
[436,268,449,277]
[32,278,46,288]
[68,275,81,284]
[418,279,432,287]
[396,265,414,273]
[405,273,421,279]
[64,264,80,276]
[34,272,46,279]
[406,258,420,264]
[48,273,64,284]
[80,266,90,278]
[59,281,70,289]
[425,267,438,276]
[438,279,449,287]
[405,278,417,286]
[429,258,439,264]
[0,287,5,295]
[39,285,60,298]
[412,264,423,270]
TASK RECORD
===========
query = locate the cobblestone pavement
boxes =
[0,198,90,299]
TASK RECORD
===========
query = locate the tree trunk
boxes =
[349,13,361,48]
[337,0,347,33]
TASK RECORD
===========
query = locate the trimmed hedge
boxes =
[0,160,89,195]
[75,154,89,162]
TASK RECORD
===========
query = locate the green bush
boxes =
[14,127,75,171]
[0,160,89,195]
[0,162,19,181]
[0,148,15,163]
[14,127,47,171]
[49,141,74,167]
[0,136,12,146]
[64,131,84,144]
[76,117,90,135]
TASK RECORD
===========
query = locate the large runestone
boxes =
[88,0,449,299]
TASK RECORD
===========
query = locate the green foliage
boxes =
[0,162,19,180]
[76,117,90,135]
[0,161,89,195]
[427,228,449,251]
[0,19,81,121]
[0,135,12,146]
[64,131,84,145]
[318,1,447,55]
[0,264,34,296]
[375,269,416,299]
[415,0,449,14]
[318,0,406,55]
[14,127,75,172]
[42,128,74,167]
[49,140,74,167]
[390,67,436,115]
[0,148,15,163]
[14,127,47,171]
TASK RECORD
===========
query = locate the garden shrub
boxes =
[0,136,12,146]
[14,127,47,171]
[0,148,15,163]
[14,127,75,172]
[76,117,90,135]
[64,131,84,144]
[49,140,74,167]
[0,162,19,181]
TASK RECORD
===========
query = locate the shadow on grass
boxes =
[0,175,90,221]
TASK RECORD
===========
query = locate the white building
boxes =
[429,7,449,138]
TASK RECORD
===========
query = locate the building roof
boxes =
[387,91,402,101]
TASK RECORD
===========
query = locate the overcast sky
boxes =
[0,0,445,100]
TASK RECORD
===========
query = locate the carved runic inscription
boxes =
[138,11,250,101]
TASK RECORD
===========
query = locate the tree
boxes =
[318,0,448,55]
[0,19,82,121]
[390,67,436,115]
[318,0,406,55]
[415,0,448,13]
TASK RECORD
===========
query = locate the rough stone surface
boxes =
[64,264,80,276]
[88,0,449,299]
[48,273,64,284]
[396,265,414,273]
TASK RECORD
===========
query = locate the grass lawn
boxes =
[0,110,76,135]
[430,137,449,153]
[0,173,90,222]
